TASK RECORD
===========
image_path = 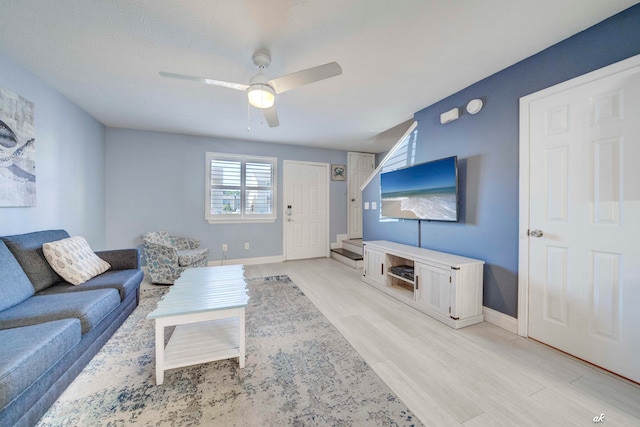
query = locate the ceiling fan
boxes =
[159,49,342,128]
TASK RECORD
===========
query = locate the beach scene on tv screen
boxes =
[381,157,457,221]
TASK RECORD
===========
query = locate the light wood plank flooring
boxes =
[243,258,640,426]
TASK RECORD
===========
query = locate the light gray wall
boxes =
[105,128,350,262]
[0,51,107,247]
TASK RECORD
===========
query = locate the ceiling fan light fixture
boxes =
[160,50,341,128]
[247,84,275,109]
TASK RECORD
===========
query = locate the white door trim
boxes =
[282,160,331,261]
[347,152,375,239]
[517,53,640,337]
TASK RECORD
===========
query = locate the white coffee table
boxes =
[147,265,249,385]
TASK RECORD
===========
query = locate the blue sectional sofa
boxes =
[0,230,144,427]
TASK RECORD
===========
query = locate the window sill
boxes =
[206,218,277,225]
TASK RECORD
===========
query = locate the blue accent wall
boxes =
[105,128,349,261]
[363,5,640,318]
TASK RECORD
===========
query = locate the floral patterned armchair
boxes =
[141,231,209,284]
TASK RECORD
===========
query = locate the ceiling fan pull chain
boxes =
[247,98,251,132]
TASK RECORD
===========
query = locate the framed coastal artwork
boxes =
[331,164,346,181]
[0,86,35,207]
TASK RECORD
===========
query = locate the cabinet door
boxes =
[363,248,385,285]
[415,262,451,317]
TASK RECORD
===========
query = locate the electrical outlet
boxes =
[244,243,250,250]
[222,244,228,252]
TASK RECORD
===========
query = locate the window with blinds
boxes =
[380,128,418,173]
[205,153,277,223]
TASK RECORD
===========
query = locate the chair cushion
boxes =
[37,269,144,302]
[1,230,70,292]
[0,319,80,410]
[172,235,201,250]
[0,241,35,311]
[42,236,111,285]
[0,289,120,335]
[177,248,209,266]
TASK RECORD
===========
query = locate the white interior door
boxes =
[524,58,640,382]
[347,152,375,239]
[283,161,329,260]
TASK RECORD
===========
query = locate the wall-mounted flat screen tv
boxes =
[380,156,459,222]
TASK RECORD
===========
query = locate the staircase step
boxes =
[343,238,363,247]
[342,240,363,255]
[331,248,363,261]
[330,249,364,269]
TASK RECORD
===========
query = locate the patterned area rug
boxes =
[37,275,421,426]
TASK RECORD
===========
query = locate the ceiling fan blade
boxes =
[262,105,279,127]
[159,71,249,91]
[268,62,342,94]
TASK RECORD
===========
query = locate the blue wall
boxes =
[0,51,107,247]
[363,5,640,318]
[105,128,349,261]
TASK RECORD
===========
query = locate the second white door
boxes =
[348,152,375,239]
[525,57,640,382]
[283,161,329,260]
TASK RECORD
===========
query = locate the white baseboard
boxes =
[208,255,284,266]
[482,306,518,334]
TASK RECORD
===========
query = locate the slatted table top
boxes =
[147,265,249,319]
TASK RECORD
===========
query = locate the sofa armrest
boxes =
[95,249,140,270]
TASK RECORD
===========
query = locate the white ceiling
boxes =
[1,1,636,153]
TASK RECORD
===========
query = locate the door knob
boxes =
[529,229,544,238]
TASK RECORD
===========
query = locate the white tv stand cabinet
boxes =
[362,240,484,329]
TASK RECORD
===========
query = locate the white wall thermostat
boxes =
[440,108,459,124]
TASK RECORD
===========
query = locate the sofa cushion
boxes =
[1,230,70,292]
[0,289,120,335]
[37,269,144,302]
[42,236,111,285]
[0,319,80,411]
[95,249,140,271]
[0,241,35,311]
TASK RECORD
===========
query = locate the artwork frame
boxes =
[331,164,346,181]
[0,86,36,207]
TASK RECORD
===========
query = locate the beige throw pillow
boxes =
[42,236,111,285]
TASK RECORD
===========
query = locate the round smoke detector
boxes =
[466,98,483,115]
